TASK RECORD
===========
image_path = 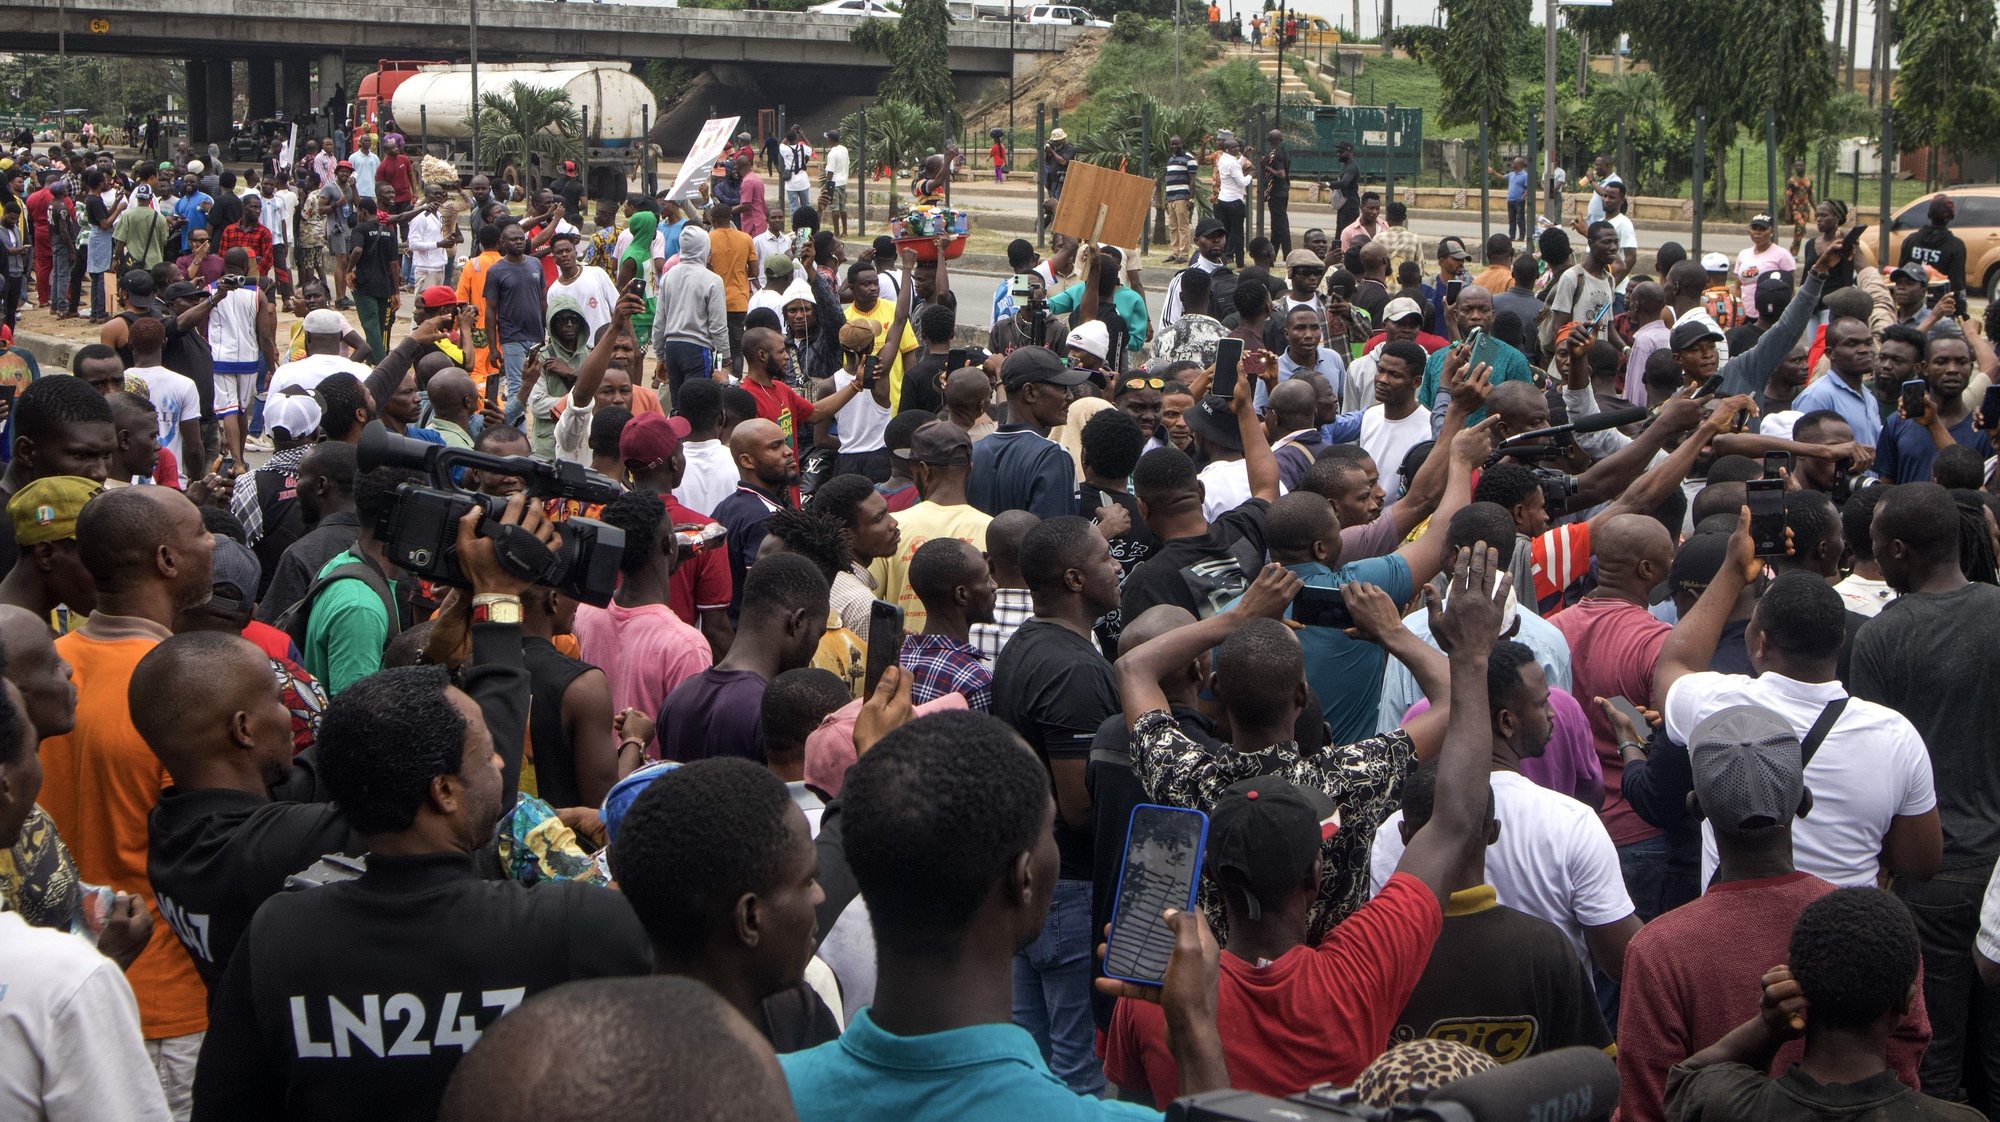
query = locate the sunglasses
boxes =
[1118,377,1166,392]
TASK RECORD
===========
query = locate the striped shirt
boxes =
[1164,153,1198,201]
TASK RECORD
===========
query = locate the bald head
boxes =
[944,366,992,413]
[1595,512,1675,585]
[1117,604,1199,657]
[1666,260,1709,303]
[0,605,74,739]
[437,977,796,1122]
[729,417,784,459]
[1488,381,1550,437]
[130,632,289,787]
[1629,281,1667,319]
[1267,378,1318,430]
[426,370,478,421]
[76,485,213,602]
[1358,241,1389,277]
[985,509,1041,586]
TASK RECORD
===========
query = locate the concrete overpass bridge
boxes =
[3,0,1082,142]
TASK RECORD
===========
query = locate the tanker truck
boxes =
[352,60,657,201]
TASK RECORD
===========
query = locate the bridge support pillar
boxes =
[202,58,234,148]
[282,57,313,119]
[317,51,345,111]
[247,59,277,123]
[186,60,211,147]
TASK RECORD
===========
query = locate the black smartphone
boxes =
[1102,804,1210,987]
[485,374,504,410]
[622,276,646,299]
[1692,373,1724,398]
[1747,477,1788,558]
[1901,377,1930,420]
[1606,695,1654,742]
[1762,451,1793,480]
[1291,585,1355,630]
[1840,223,1868,255]
[0,383,19,410]
[1446,277,1465,303]
[947,347,969,371]
[861,354,880,388]
[1980,385,2000,431]
[862,598,904,700]
[1212,337,1244,401]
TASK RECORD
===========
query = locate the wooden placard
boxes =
[1050,161,1155,249]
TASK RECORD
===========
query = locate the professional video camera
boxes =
[1167,1046,1616,1122]
[1485,406,1649,518]
[356,421,625,606]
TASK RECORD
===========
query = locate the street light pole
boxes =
[1542,0,1557,221]
[469,0,481,170]
[1008,0,1015,160]
[1174,0,1183,106]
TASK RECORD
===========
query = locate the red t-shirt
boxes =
[1550,596,1672,847]
[742,376,816,452]
[665,495,732,626]
[1615,871,1929,1122]
[240,619,294,661]
[1105,872,1442,1104]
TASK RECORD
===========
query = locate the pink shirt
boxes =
[739,172,769,237]
[1403,688,1603,806]
[572,601,713,753]
[1551,596,1672,847]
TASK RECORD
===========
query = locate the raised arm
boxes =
[1118,564,1302,726]
[1394,416,1497,586]
[1393,545,1507,904]
[1237,354,1280,502]
[1718,267,1829,399]
[1654,507,1760,702]
[570,289,644,407]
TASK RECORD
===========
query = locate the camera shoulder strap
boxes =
[1799,697,1848,769]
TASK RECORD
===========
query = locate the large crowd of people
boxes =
[1,114,2000,1122]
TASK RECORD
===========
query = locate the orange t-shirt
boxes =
[457,249,503,392]
[708,227,755,313]
[37,625,208,1039]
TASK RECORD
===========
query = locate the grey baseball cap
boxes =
[1690,704,1806,831]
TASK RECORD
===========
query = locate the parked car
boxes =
[1886,185,2000,302]
[1023,4,1109,26]
[810,0,901,15]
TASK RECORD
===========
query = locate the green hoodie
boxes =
[619,210,658,340]
[531,292,593,458]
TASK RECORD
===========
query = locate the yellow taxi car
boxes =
[1886,185,2000,302]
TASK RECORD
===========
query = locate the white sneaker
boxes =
[245,435,274,452]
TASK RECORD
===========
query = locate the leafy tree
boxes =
[838,99,932,211]
[468,82,582,187]
[1435,0,1530,139]
[1893,0,2000,170]
[880,0,961,134]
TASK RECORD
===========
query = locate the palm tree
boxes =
[466,81,582,190]
[839,100,932,214]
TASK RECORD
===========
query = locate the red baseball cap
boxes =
[620,413,691,471]
[419,285,458,308]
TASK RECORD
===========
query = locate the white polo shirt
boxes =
[0,907,172,1120]
[1665,670,1936,890]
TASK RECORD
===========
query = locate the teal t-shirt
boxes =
[1045,283,1150,355]
[302,548,398,696]
[1225,556,1414,746]
[1417,337,1534,421]
[780,1007,1162,1122]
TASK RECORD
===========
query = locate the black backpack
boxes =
[273,555,402,652]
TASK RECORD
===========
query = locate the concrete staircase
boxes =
[1223,45,1331,105]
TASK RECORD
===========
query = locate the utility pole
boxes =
[1008,0,1016,150]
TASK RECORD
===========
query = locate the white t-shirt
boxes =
[1196,458,1286,522]
[267,352,374,399]
[830,370,890,454]
[259,189,295,245]
[1371,769,1635,973]
[780,142,816,193]
[1216,153,1249,204]
[548,264,621,341]
[1359,405,1433,490]
[674,438,737,516]
[0,907,172,1120]
[1833,573,1895,618]
[128,365,202,473]
[824,145,850,186]
[1665,670,1937,890]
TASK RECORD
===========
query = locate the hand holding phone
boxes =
[862,599,905,700]
[1900,378,1931,423]
[1101,805,1210,986]
[1747,478,1788,557]
[1762,451,1793,481]
[1211,338,1244,402]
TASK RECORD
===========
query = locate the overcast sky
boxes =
[1245,0,1882,58]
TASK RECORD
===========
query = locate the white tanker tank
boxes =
[387,62,655,144]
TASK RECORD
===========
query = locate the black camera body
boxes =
[356,421,626,606]
[1486,442,1581,517]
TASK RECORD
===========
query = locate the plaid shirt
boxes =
[969,587,1034,664]
[219,220,274,277]
[898,632,993,712]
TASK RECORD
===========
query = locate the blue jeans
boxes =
[49,251,70,314]
[1616,834,1671,923]
[785,187,812,218]
[501,340,531,427]
[661,341,712,405]
[1012,878,1104,1096]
